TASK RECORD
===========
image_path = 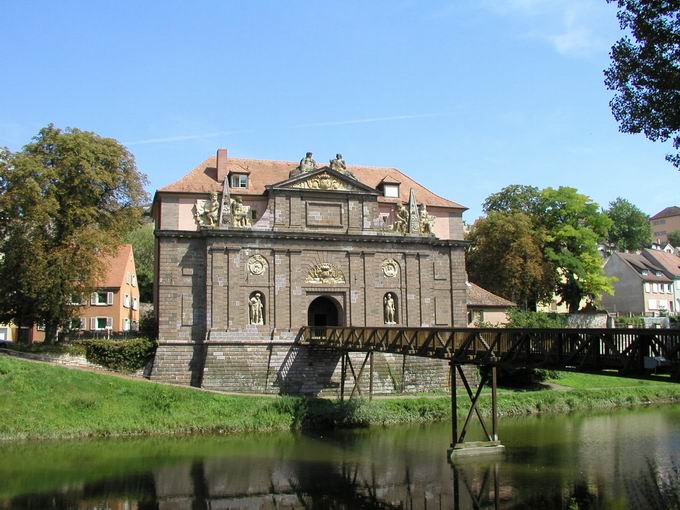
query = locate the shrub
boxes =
[138,309,157,340]
[82,338,157,372]
[497,367,559,388]
[506,309,568,328]
[616,315,645,328]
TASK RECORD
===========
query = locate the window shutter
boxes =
[90,317,96,330]
[91,293,97,305]
[80,318,86,329]
[106,317,113,329]
[107,292,114,305]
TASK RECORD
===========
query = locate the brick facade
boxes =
[151,151,473,394]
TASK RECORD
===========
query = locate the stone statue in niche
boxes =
[194,191,220,227]
[230,197,252,228]
[384,293,397,325]
[298,152,318,173]
[418,204,436,235]
[249,292,264,325]
[393,203,409,234]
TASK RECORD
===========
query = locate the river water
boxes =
[1,405,679,509]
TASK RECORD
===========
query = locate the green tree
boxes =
[605,0,680,169]
[466,212,556,310]
[606,197,652,250]
[0,126,148,342]
[668,230,680,246]
[125,224,154,302]
[482,184,543,216]
[540,187,615,312]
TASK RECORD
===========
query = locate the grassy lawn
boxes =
[1,355,680,441]
[550,370,676,390]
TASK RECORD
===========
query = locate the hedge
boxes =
[82,338,157,372]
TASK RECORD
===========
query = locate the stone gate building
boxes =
[150,149,471,394]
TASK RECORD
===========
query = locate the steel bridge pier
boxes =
[447,362,505,460]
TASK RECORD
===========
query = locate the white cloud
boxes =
[480,0,615,57]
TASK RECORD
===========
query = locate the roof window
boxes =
[383,184,400,198]
[230,174,248,189]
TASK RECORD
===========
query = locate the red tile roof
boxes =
[617,252,672,282]
[466,282,515,308]
[650,206,680,220]
[97,244,133,288]
[642,249,680,278]
[159,156,465,209]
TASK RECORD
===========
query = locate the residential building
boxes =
[150,148,470,394]
[641,247,680,315]
[25,244,141,342]
[601,252,675,316]
[466,282,515,326]
[649,206,680,244]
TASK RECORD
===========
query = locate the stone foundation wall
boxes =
[150,341,478,396]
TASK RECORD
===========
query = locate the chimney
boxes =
[216,148,229,182]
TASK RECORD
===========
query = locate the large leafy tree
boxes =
[605,0,680,169]
[606,197,652,250]
[0,126,148,342]
[541,187,615,312]
[466,212,556,310]
[482,184,543,216]
[470,185,615,313]
[125,223,154,303]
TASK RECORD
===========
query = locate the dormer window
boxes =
[230,174,248,188]
[655,271,663,277]
[383,184,400,198]
[641,270,649,275]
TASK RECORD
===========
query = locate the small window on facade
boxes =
[131,274,137,287]
[96,317,109,330]
[132,297,139,311]
[383,184,399,198]
[644,283,651,293]
[124,294,131,308]
[230,174,248,188]
[641,270,649,276]
[123,318,130,331]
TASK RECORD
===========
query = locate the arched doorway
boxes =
[308,296,342,335]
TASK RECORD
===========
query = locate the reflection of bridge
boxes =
[299,326,680,458]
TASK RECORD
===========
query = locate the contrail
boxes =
[123,113,445,146]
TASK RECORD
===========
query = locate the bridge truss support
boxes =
[339,350,375,402]
[448,363,505,461]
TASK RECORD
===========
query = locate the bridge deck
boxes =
[299,326,680,377]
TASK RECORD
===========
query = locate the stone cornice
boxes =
[155,228,469,248]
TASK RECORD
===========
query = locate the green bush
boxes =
[82,338,157,372]
[615,315,645,328]
[506,309,568,328]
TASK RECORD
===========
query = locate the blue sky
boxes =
[2,0,678,221]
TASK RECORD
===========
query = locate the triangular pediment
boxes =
[269,166,379,195]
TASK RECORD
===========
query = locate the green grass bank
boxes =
[1,355,680,441]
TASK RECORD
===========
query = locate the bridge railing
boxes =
[298,326,680,374]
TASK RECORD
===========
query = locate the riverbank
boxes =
[1,356,680,441]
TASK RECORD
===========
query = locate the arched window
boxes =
[383,292,398,325]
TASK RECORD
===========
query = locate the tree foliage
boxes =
[0,126,148,342]
[482,184,543,216]
[605,0,680,169]
[125,223,154,302]
[605,197,652,250]
[468,185,615,312]
[540,187,614,312]
[668,230,680,246]
[466,212,556,309]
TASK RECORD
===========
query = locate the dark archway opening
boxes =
[307,296,341,334]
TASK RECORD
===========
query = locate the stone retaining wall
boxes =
[0,348,97,369]
[151,341,478,396]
